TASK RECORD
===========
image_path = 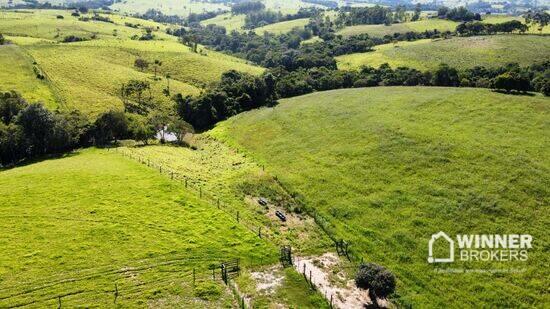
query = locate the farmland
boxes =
[1,2,549,307]
[337,19,458,38]
[210,87,550,307]
[336,15,549,38]
[0,9,263,115]
[0,148,277,307]
[336,35,550,71]
[0,147,331,307]
[200,13,246,32]
[254,18,310,35]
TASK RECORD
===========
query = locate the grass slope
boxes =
[200,13,246,32]
[118,137,332,254]
[210,87,550,308]
[0,148,278,307]
[253,18,310,35]
[337,19,458,38]
[0,9,263,115]
[337,16,549,38]
[0,44,58,108]
[336,35,550,71]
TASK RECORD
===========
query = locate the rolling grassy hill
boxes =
[0,9,263,115]
[0,148,278,307]
[336,35,550,71]
[210,87,550,307]
[336,15,549,38]
[200,13,246,32]
[253,18,310,35]
[337,19,458,38]
[0,43,58,108]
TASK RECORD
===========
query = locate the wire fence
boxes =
[112,147,292,244]
[111,146,368,265]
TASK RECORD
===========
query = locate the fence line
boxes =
[112,147,284,243]
[113,146,367,265]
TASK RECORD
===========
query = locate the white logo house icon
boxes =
[428,231,454,263]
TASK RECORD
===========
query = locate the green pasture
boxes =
[0,9,263,116]
[210,87,550,308]
[253,18,310,35]
[336,35,550,71]
[0,148,278,307]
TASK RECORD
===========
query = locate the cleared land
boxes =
[336,35,550,71]
[200,13,246,32]
[0,10,263,115]
[253,18,310,35]
[337,19,458,37]
[0,43,58,108]
[210,87,550,307]
[0,148,277,307]
[337,15,549,38]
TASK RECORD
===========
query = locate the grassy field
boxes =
[110,0,229,17]
[0,9,263,116]
[0,44,58,108]
[254,18,310,35]
[337,15,549,38]
[0,148,279,307]
[200,13,246,32]
[210,87,550,307]
[108,0,318,16]
[118,137,332,254]
[337,19,458,38]
[336,35,550,71]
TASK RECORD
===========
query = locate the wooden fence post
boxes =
[193,268,196,286]
[57,296,61,309]
[236,211,239,222]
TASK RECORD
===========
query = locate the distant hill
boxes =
[336,35,550,71]
[0,9,263,116]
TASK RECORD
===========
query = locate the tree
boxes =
[0,122,25,166]
[411,3,421,21]
[128,115,155,144]
[0,91,28,124]
[524,10,550,33]
[355,263,396,302]
[0,33,5,45]
[15,103,55,156]
[134,58,149,71]
[432,63,460,86]
[93,110,128,145]
[152,59,162,79]
[121,80,153,115]
[492,72,530,93]
[168,118,194,145]
[148,111,172,143]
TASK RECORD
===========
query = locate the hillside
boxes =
[253,18,310,35]
[0,148,278,307]
[0,10,263,115]
[337,19,458,38]
[210,87,550,307]
[336,35,550,71]
[336,15,549,38]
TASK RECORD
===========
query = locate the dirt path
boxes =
[293,253,375,309]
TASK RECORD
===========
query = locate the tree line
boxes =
[174,61,550,131]
[0,91,193,167]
